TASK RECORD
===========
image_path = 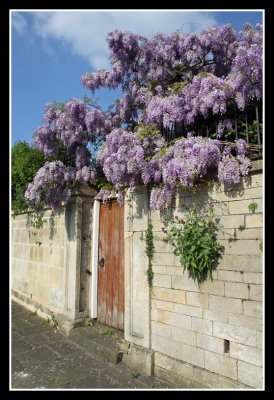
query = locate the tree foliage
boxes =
[12,141,45,213]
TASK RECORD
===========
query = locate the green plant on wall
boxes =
[145,221,154,287]
[164,206,224,284]
[248,201,258,213]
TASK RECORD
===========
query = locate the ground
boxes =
[11,301,174,390]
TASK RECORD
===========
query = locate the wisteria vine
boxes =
[25,23,262,211]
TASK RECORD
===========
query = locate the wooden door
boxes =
[97,201,124,330]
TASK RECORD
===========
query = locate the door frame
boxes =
[90,196,119,319]
[90,199,100,318]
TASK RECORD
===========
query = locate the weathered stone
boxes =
[171,326,196,346]
[200,280,224,296]
[245,214,263,228]
[244,187,263,200]
[151,299,173,312]
[171,275,200,292]
[181,343,204,368]
[153,274,172,288]
[151,321,171,338]
[122,343,154,376]
[243,300,262,319]
[204,351,237,380]
[224,282,249,299]
[242,272,262,284]
[209,295,243,314]
[249,284,262,301]
[237,360,263,388]
[222,240,261,256]
[186,292,208,309]
[203,309,229,324]
[191,317,212,335]
[217,270,243,282]
[173,303,202,318]
[217,255,262,272]
[196,333,224,355]
[151,334,182,359]
[228,314,262,332]
[151,287,186,304]
[229,199,258,215]
[213,321,257,347]
[152,309,191,329]
[230,342,262,366]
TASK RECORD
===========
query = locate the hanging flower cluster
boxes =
[25,23,262,211]
[96,130,250,209]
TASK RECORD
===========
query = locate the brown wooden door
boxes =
[97,200,124,330]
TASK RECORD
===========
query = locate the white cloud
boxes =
[28,11,218,69]
[12,12,28,34]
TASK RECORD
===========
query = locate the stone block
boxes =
[171,326,196,346]
[224,282,249,299]
[191,365,249,389]
[171,275,200,292]
[191,317,212,335]
[151,299,173,312]
[200,280,224,296]
[217,255,262,272]
[243,173,262,188]
[181,343,204,368]
[203,309,229,324]
[196,333,224,355]
[152,309,191,329]
[153,253,175,266]
[245,214,263,228]
[173,303,202,318]
[249,284,262,301]
[237,360,263,388]
[153,240,174,253]
[228,314,262,332]
[244,301,262,319]
[234,228,262,240]
[123,343,154,376]
[217,270,243,282]
[151,287,186,304]
[153,274,172,288]
[151,334,182,359]
[166,267,183,276]
[204,351,237,380]
[230,342,262,366]
[152,265,167,274]
[213,321,257,347]
[209,295,243,314]
[229,199,256,215]
[186,292,208,308]
[154,352,194,380]
[244,187,263,199]
[257,331,263,349]
[154,366,200,388]
[222,240,260,256]
[151,321,172,338]
[242,272,262,284]
[217,215,245,229]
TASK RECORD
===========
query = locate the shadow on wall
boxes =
[65,202,76,242]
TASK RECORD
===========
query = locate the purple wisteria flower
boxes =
[25,23,260,211]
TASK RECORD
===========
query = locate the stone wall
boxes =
[124,167,263,389]
[11,188,95,331]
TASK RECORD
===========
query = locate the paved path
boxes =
[11,301,173,389]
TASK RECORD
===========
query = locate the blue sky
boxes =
[11,10,263,145]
